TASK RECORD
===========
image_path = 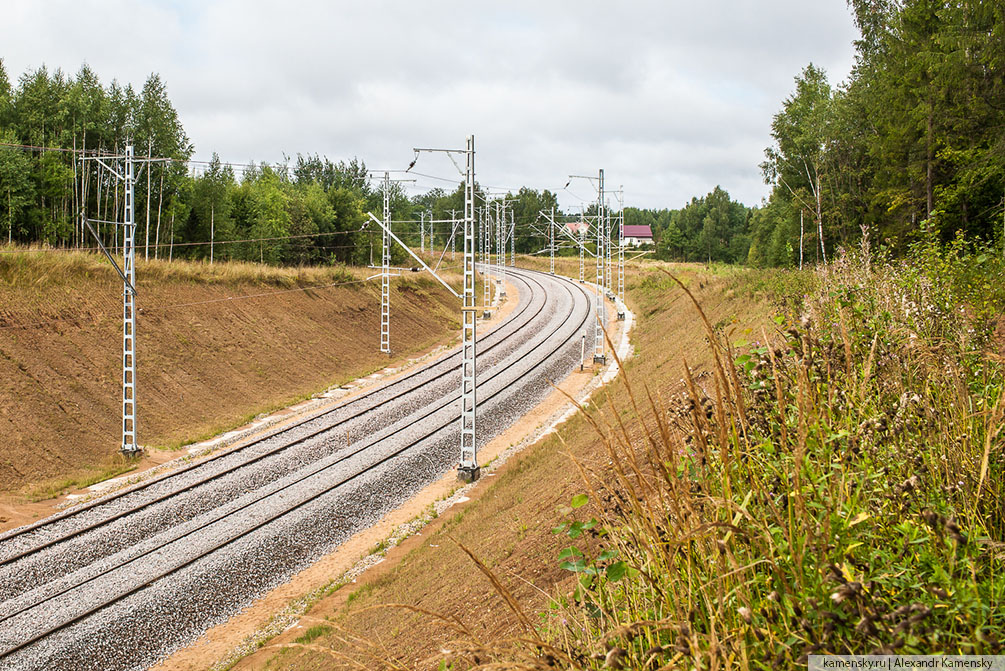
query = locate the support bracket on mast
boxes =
[366,212,460,299]
[81,215,137,296]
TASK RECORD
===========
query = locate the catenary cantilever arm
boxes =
[82,215,138,295]
[366,212,460,299]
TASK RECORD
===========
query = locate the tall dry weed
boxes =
[422,238,1005,669]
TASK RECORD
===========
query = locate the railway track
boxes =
[0,267,599,671]
[0,269,545,556]
[0,271,547,583]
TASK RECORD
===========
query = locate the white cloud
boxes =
[0,0,859,209]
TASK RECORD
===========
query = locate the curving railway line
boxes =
[0,267,600,671]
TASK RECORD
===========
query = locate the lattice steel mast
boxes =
[459,136,479,481]
[380,172,391,354]
[549,206,555,275]
[481,207,491,314]
[121,146,138,452]
[606,201,613,296]
[509,209,515,267]
[80,144,151,455]
[578,206,585,283]
[495,199,505,297]
[570,171,609,363]
[594,169,606,363]
[616,187,625,319]
[379,136,480,481]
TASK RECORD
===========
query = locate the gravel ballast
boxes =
[0,268,597,671]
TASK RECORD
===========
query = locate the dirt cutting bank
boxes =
[0,251,459,497]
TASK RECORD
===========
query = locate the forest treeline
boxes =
[0,56,752,267]
[751,0,1005,265]
[1,0,1002,267]
[0,59,562,266]
[631,1,1005,266]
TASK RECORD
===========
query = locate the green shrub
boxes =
[436,237,1005,668]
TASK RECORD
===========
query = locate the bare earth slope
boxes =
[0,251,458,495]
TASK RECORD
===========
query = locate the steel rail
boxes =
[0,273,583,632]
[0,270,554,586]
[0,269,595,662]
[0,276,548,602]
[0,274,544,557]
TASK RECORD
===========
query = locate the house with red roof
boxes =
[622,224,653,247]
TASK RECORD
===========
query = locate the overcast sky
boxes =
[2,1,860,210]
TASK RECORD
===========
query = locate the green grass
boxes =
[25,460,138,501]
[368,539,389,556]
[431,238,1005,667]
[293,625,331,645]
[346,577,389,605]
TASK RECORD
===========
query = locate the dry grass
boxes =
[0,247,447,289]
[232,259,776,671]
[0,248,461,496]
[219,241,1004,670]
[415,241,1005,668]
